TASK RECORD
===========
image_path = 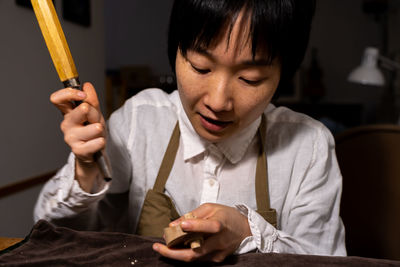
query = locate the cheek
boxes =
[244,95,269,117]
[176,59,192,105]
[236,83,277,122]
[176,69,202,112]
[176,63,207,110]
[245,83,276,103]
[252,77,280,110]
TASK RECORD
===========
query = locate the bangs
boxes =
[168,0,288,67]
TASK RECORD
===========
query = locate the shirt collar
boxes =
[216,117,260,164]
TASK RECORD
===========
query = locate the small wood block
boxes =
[163,213,204,248]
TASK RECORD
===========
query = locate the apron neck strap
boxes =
[255,115,272,211]
[153,122,180,192]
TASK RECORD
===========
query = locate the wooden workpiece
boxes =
[164,213,204,249]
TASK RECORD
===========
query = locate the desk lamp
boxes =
[348,47,400,86]
[348,47,400,123]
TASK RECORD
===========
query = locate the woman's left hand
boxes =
[152,203,252,262]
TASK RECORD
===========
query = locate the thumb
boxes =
[82,82,100,109]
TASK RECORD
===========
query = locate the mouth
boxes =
[199,114,233,132]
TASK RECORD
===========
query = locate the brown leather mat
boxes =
[0,220,399,266]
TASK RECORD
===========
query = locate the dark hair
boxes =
[167,0,316,91]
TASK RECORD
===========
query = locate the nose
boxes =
[203,77,233,113]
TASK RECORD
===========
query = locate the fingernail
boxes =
[77,91,86,98]
[181,221,191,229]
[170,221,179,227]
[153,244,159,251]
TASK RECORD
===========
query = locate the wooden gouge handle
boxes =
[31,0,112,181]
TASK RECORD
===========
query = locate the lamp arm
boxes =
[379,55,400,71]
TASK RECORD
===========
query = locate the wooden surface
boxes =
[0,237,23,251]
[31,0,78,82]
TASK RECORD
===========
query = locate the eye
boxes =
[239,77,263,86]
[191,64,210,74]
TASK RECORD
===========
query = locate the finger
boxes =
[152,243,202,262]
[180,218,222,234]
[188,203,220,219]
[64,123,105,144]
[196,233,227,255]
[63,102,103,129]
[85,102,104,125]
[169,218,183,227]
[80,83,105,125]
[71,137,106,160]
[169,211,198,227]
[195,248,227,263]
[170,203,221,228]
[169,204,217,227]
[50,88,87,114]
[82,82,100,109]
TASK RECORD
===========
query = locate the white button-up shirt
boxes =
[34,89,346,256]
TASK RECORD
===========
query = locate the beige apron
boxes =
[136,115,277,237]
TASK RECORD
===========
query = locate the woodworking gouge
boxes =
[31,0,112,181]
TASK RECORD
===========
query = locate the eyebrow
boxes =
[193,48,273,67]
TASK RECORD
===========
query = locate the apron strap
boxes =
[136,122,181,237]
[256,115,277,227]
[256,115,271,211]
[153,122,180,192]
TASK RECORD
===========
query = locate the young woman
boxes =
[34,0,346,262]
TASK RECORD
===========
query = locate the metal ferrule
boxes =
[63,77,81,89]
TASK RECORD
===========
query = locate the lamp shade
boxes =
[348,47,385,86]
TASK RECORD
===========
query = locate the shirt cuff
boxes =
[50,154,109,215]
[235,204,279,254]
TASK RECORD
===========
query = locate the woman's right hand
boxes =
[50,82,106,192]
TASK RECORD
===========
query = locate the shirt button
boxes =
[208,179,215,186]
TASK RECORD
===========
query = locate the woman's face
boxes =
[175,12,281,143]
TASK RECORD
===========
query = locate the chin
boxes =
[196,127,232,143]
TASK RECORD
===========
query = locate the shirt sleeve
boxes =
[236,127,346,256]
[33,99,133,230]
[33,153,109,223]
